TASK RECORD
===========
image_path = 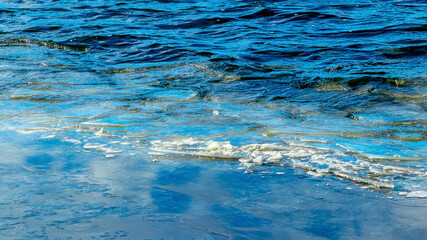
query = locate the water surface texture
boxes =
[0,0,426,239]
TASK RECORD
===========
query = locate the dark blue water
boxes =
[0,0,426,239]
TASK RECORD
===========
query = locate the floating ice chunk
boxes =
[307,171,323,178]
[406,191,427,198]
[167,138,200,146]
[368,166,384,175]
[245,164,256,173]
[206,140,233,151]
[83,143,106,149]
[95,128,106,136]
[99,147,123,154]
[148,138,424,190]
[94,128,117,137]
[267,152,283,162]
[63,138,82,144]
[17,128,49,134]
[40,134,56,139]
[83,142,122,155]
[252,156,264,165]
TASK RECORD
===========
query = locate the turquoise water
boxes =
[0,0,426,239]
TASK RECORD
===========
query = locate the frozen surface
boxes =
[0,131,426,239]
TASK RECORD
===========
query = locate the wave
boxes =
[0,38,89,51]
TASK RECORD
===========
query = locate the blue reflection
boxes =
[151,187,191,213]
[211,204,272,229]
[26,154,53,169]
[154,165,201,186]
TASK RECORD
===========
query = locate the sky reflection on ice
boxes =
[0,131,426,239]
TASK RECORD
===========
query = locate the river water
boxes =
[0,0,426,239]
